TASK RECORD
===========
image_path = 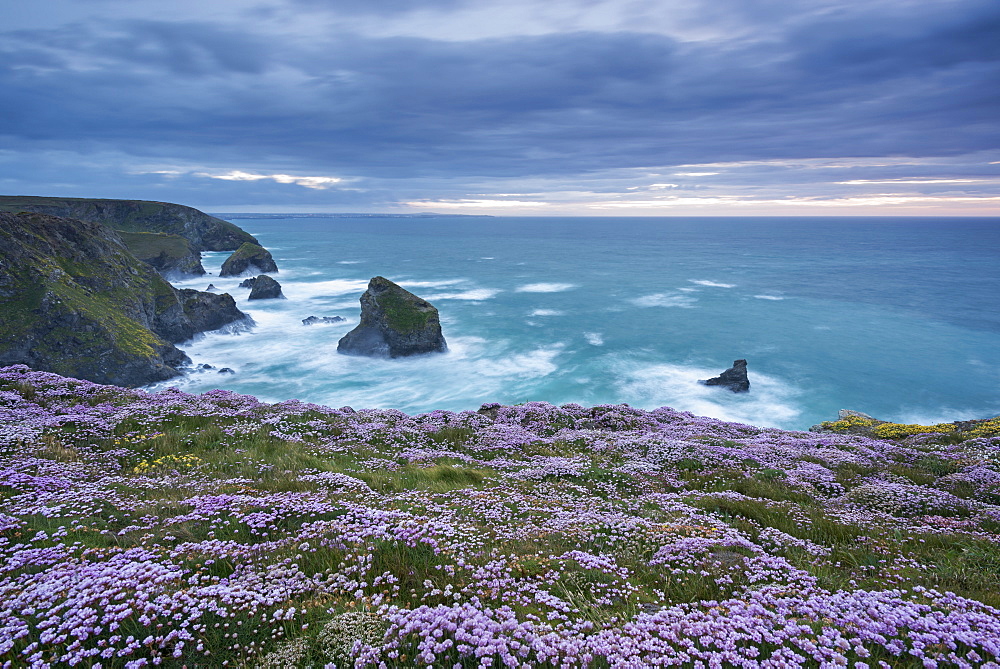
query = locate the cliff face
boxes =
[0,196,257,251]
[118,231,206,277]
[0,212,248,387]
[337,276,447,358]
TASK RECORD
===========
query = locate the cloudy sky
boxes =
[2,0,998,215]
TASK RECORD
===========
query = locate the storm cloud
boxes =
[1,0,998,213]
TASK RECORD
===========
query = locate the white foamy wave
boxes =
[895,407,995,425]
[690,280,736,288]
[425,288,501,301]
[631,293,697,308]
[614,360,801,429]
[399,279,466,289]
[337,260,363,265]
[515,282,577,293]
[584,332,604,346]
[283,279,371,300]
[530,309,564,316]
[678,287,698,293]
[754,294,785,301]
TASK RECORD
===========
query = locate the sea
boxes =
[154,216,1000,431]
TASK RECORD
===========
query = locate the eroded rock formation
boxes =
[337,277,446,358]
[701,359,750,393]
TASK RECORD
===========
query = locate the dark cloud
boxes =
[0,0,998,206]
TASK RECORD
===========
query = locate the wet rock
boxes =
[248,275,284,300]
[218,367,235,374]
[219,243,278,277]
[239,277,257,289]
[337,276,447,358]
[701,359,750,393]
[205,284,218,292]
[302,315,345,325]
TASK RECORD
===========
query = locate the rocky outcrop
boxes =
[302,316,345,325]
[337,277,447,358]
[220,243,279,277]
[0,212,249,387]
[239,277,257,289]
[0,196,257,251]
[701,359,750,393]
[248,275,284,300]
[118,231,206,277]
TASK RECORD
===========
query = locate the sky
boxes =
[1,0,999,216]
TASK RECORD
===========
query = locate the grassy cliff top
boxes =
[1,365,999,667]
[0,195,257,251]
[117,230,194,260]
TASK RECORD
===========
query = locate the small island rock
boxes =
[701,359,750,393]
[220,243,278,277]
[248,275,284,300]
[239,277,257,289]
[302,315,346,325]
[337,276,447,358]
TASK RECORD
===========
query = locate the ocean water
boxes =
[156,216,1000,430]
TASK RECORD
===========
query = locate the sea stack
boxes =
[248,275,284,300]
[702,359,751,393]
[337,277,447,358]
[220,243,278,277]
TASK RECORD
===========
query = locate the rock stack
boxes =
[337,277,447,358]
[701,359,750,393]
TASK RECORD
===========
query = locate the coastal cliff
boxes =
[0,212,248,386]
[0,195,257,251]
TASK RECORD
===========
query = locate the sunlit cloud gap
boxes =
[195,171,344,190]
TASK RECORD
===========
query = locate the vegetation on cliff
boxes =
[1,364,998,667]
[0,196,257,251]
[118,231,206,276]
[0,212,247,386]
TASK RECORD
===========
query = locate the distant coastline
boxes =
[210,212,494,219]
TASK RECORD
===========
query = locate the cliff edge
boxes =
[0,196,257,251]
[0,212,248,386]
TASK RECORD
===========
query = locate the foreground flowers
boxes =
[0,365,998,667]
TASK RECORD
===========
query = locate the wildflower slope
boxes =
[1,365,999,667]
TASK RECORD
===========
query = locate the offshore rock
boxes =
[0,195,257,251]
[302,315,345,325]
[701,359,750,393]
[0,212,249,387]
[239,277,257,289]
[220,243,279,277]
[118,231,206,277]
[337,276,446,358]
[248,275,284,300]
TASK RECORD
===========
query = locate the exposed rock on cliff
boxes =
[0,212,249,387]
[337,277,447,358]
[220,243,279,277]
[248,275,284,300]
[118,231,206,277]
[0,196,257,251]
[701,359,750,393]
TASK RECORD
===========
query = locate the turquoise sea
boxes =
[156,216,1000,430]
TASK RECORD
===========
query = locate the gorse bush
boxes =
[0,364,999,667]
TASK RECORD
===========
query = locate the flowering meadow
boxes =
[1,365,1000,668]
